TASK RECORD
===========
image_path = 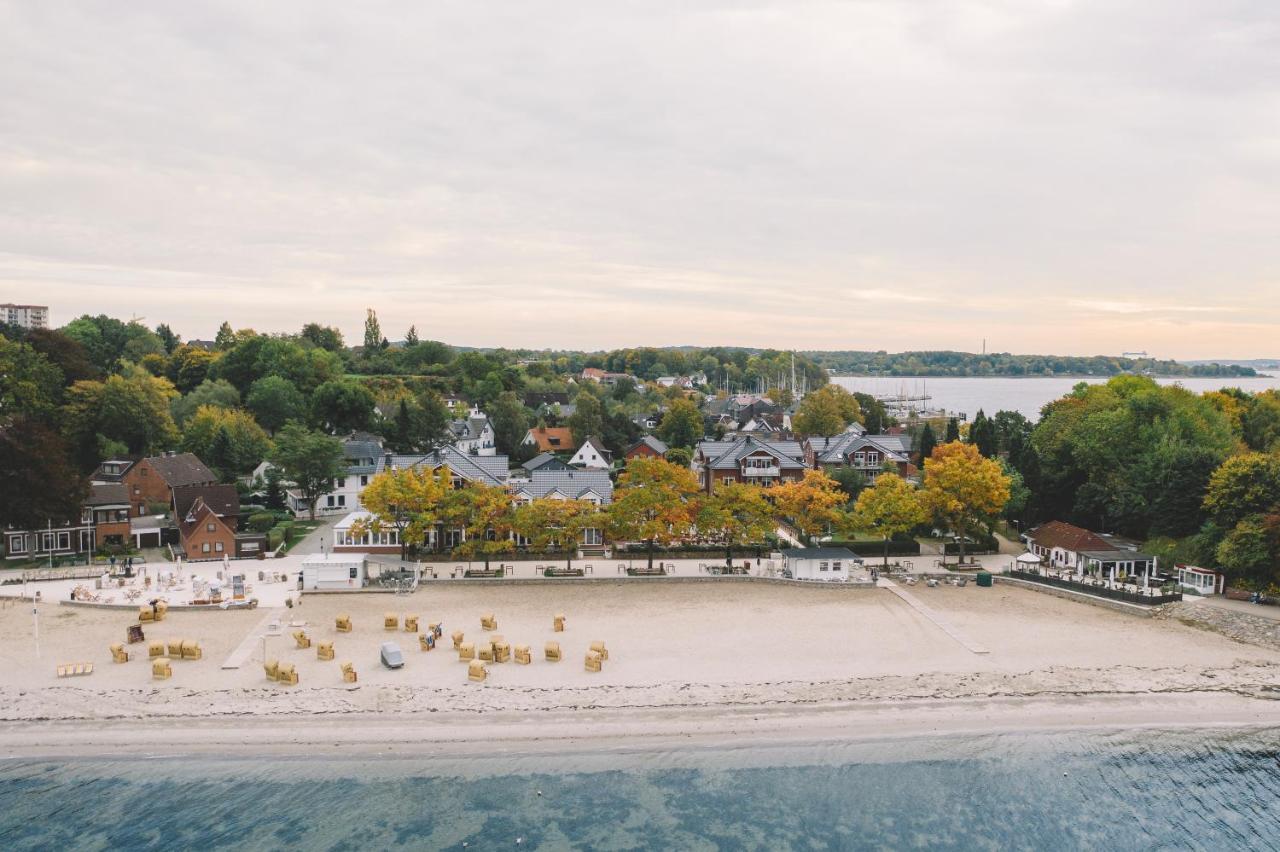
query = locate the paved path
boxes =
[879,578,990,654]
[221,607,286,669]
[1187,595,1280,623]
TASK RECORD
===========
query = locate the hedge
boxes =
[825,539,921,557]
[943,534,999,555]
[247,513,278,533]
[267,529,285,550]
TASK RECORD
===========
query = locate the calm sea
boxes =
[830,375,1280,420]
[2,728,1278,850]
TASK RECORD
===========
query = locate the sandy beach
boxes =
[2,582,1278,758]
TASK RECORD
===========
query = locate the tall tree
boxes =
[846,473,927,569]
[945,417,960,442]
[363,308,382,351]
[697,481,775,567]
[770,469,845,544]
[1204,453,1280,530]
[182,405,272,477]
[793,385,862,437]
[404,325,419,346]
[355,466,453,558]
[0,417,87,530]
[657,397,704,449]
[567,392,605,447]
[270,423,344,520]
[214,321,236,351]
[155,323,180,354]
[607,457,702,569]
[171,379,241,427]
[921,441,1011,563]
[310,379,376,433]
[246,375,306,434]
[969,409,998,457]
[300,323,345,352]
[63,365,180,467]
[488,391,530,456]
[917,422,938,468]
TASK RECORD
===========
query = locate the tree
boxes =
[664,447,693,468]
[567,393,605,447]
[404,325,419,346]
[355,466,453,558]
[454,483,516,568]
[363,309,382,351]
[167,344,218,393]
[793,385,862,437]
[24,328,97,385]
[1204,453,1280,530]
[698,482,775,566]
[171,379,241,427]
[847,473,926,569]
[513,499,599,562]
[921,441,1011,563]
[1215,514,1279,587]
[0,335,64,419]
[969,409,997,457]
[155,323,180,354]
[182,406,272,478]
[63,365,180,467]
[945,418,960,442]
[264,466,285,511]
[310,379,376,433]
[214,321,236,351]
[1243,391,1280,452]
[771,470,845,543]
[246,375,306,434]
[657,398,703,449]
[829,467,867,503]
[271,423,344,520]
[917,423,938,468]
[0,417,87,530]
[300,323,345,352]
[488,391,530,456]
[607,457,702,568]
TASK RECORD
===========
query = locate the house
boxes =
[449,408,497,456]
[1,303,49,329]
[173,483,262,560]
[3,483,134,561]
[301,553,367,589]
[569,436,613,470]
[625,435,668,461]
[692,436,809,493]
[580,368,636,387]
[705,394,789,434]
[810,431,915,480]
[1023,520,1157,584]
[122,452,217,518]
[278,433,383,517]
[780,547,861,581]
[1176,564,1225,596]
[333,512,403,554]
[509,468,612,548]
[92,459,135,483]
[522,425,575,453]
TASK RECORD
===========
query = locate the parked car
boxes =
[380,642,404,669]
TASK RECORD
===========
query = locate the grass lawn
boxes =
[280,521,325,553]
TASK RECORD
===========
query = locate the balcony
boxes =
[742,465,780,477]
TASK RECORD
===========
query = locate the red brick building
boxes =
[122,453,217,518]
[625,435,669,461]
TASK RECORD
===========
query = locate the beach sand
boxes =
[2,582,1278,757]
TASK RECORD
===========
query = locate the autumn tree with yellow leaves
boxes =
[770,469,845,544]
[846,472,927,569]
[352,466,455,559]
[698,481,776,567]
[921,441,1011,564]
[607,456,702,569]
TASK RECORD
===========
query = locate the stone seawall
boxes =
[1157,602,1280,651]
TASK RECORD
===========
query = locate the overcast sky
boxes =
[2,2,1278,357]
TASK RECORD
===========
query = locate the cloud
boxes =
[0,2,1277,358]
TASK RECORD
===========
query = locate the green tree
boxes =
[1204,453,1280,530]
[664,447,693,468]
[567,393,605,447]
[271,423,345,520]
[155,323,180,354]
[1215,514,1279,587]
[945,418,960,442]
[171,379,241,427]
[793,385,862,437]
[214,321,236,351]
[846,473,927,569]
[63,365,180,466]
[829,467,868,503]
[969,409,997,457]
[363,308,382,351]
[698,481,775,567]
[0,335,64,419]
[917,422,938,467]
[0,417,87,530]
[246,375,306,434]
[488,391,530,456]
[300,323,345,352]
[404,325,419,346]
[310,379,376,433]
[657,398,704,449]
[182,405,273,477]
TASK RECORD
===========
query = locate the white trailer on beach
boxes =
[301,554,366,590]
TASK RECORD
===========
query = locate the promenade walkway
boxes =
[879,578,990,655]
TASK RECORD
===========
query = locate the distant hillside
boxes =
[804,350,1259,378]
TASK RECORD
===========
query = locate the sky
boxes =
[1,2,1278,358]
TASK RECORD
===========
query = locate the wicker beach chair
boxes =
[477,642,495,663]
[418,633,435,652]
[137,605,154,623]
[544,641,562,662]
[384,612,398,631]
[317,641,335,661]
[276,662,298,685]
[167,638,184,657]
[514,644,532,665]
[110,643,129,664]
[458,642,476,661]
[148,640,165,659]
[403,615,418,633]
[154,601,168,620]
[292,630,311,649]
[264,658,279,680]
[553,614,566,632]
[584,650,603,672]
[480,613,497,631]
[57,663,94,677]
[335,614,352,633]
[468,659,487,682]
[429,622,442,638]
[181,639,202,661]
[589,640,609,661]
[152,658,172,679]
[493,641,511,663]
[341,661,357,683]
[451,630,464,650]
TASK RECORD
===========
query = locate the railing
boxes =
[742,465,780,477]
[1008,569,1182,605]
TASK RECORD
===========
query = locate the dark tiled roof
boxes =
[523,452,572,472]
[512,469,614,503]
[85,482,128,506]
[145,453,216,488]
[173,484,240,521]
[781,547,861,560]
[1026,521,1115,554]
[627,435,668,456]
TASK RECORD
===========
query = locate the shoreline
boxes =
[2,691,1277,764]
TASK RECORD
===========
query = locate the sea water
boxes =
[2,728,1278,850]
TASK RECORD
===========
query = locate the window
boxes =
[349,565,359,579]
[832,561,842,571]
[336,478,346,488]
[583,528,602,545]
[215,542,224,552]
[202,543,211,553]
[8,535,26,554]
[338,496,346,507]
[242,542,259,552]
[42,533,54,552]
[360,475,368,486]
[133,486,141,495]
[207,523,216,532]
[57,532,70,550]
[819,561,829,571]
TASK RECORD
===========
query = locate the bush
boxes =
[247,512,278,533]
[827,539,922,558]
[267,529,285,550]
[943,534,999,555]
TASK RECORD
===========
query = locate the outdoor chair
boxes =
[180,639,202,661]
[589,640,609,661]
[167,638,184,656]
[152,658,172,680]
[148,640,165,658]
[477,643,495,663]
[493,642,511,663]
[419,633,435,651]
[514,644,532,665]
[545,641,562,662]
[481,613,497,630]
[384,612,398,631]
[110,643,129,664]
[553,614,566,632]
[137,605,154,623]
[452,630,465,649]
[584,650,603,672]
[404,615,419,633]
[276,662,299,685]
[468,659,487,682]
[458,642,476,661]
[293,630,311,649]
[341,661,357,683]
[264,658,279,680]
[57,663,94,677]
[317,641,335,661]
[336,614,352,633]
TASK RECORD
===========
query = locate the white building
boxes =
[301,553,367,590]
[568,437,613,470]
[450,408,497,456]
[2,303,48,329]
[780,547,859,581]
[1177,564,1225,596]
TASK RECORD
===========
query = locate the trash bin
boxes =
[976,571,993,587]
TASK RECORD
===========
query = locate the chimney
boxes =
[384,451,394,471]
